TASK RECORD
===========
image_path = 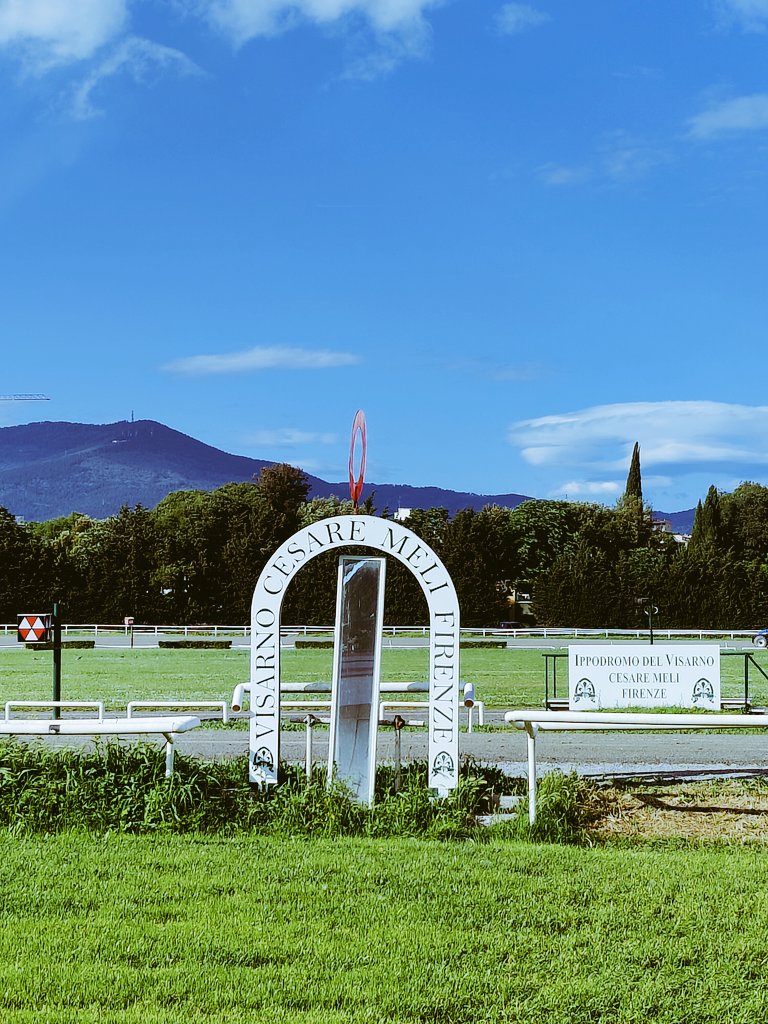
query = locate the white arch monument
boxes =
[241,514,460,795]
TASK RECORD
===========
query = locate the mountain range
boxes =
[0,419,696,532]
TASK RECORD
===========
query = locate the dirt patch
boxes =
[587,779,768,844]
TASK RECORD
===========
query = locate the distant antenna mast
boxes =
[0,394,50,401]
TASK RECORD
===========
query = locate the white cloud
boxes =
[688,93,768,139]
[602,138,670,180]
[164,345,362,375]
[72,37,201,119]
[510,401,768,499]
[187,0,443,78]
[716,0,768,31]
[447,357,544,381]
[558,480,623,498]
[540,164,591,187]
[495,2,550,34]
[194,0,441,43]
[540,137,669,189]
[243,428,338,447]
[0,0,127,67]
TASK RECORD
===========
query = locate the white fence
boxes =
[0,623,762,641]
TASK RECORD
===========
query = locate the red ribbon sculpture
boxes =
[348,409,367,511]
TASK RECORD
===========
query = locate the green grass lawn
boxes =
[1,831,768,1023]
[1,645,766,709]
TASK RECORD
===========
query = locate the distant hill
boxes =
[654,508,696,535]
[0,419,534,522]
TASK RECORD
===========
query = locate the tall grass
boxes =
[0,740,557,840]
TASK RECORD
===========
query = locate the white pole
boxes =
[165,735,175,777]
[305,715,314,778]
[526,723,538,825]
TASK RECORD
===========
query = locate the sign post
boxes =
[52,602,62,719]
[17,609,61,719]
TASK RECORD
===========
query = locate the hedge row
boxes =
[157,639,233,649]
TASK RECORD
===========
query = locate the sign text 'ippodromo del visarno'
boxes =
[568,644,720,709]
[248,515,460,794]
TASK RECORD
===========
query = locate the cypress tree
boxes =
[689,485,722,552]
[624,442,642,502]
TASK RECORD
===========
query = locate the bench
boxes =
[1,701,200,775]
[505,708,768,824]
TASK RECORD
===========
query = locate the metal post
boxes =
[745,653,750,713]
[526,723,538,825]
[553,655,558,699]
[165,735,174,777]
[304,714,314,778]
[393,715,404,793]
[52,602,62,720]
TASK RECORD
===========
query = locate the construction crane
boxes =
[0,394,50,401]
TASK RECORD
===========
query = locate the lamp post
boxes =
[634,596,658,645]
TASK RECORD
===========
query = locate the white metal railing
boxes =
[0,702,200,775]
[505,708,768,825]
[4,700,105,721]
[1,623,763,641]
[126,700,230,723]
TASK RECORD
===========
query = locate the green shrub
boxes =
[496,770,595,844]
[25,640,95,650]
[157,639,232,649]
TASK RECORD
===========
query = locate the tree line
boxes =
[1,463,767,628]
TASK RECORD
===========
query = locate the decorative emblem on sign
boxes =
[252,747,275,774]
[348,409,367,512]
[432,751,455,777]
[692,678,715,705]
[573,678,596,704]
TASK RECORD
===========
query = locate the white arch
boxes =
[246,515,460,794]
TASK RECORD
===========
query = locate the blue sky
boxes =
[1,0,767,513]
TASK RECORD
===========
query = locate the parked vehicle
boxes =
[753,629,768,648]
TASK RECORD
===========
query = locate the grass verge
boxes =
[3,831,768,1022]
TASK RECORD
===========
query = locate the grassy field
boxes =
[1,645,766,709]
[2,831,768,1023]
[3,643,768,1022]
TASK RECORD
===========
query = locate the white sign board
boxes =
[568,645,720,710]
